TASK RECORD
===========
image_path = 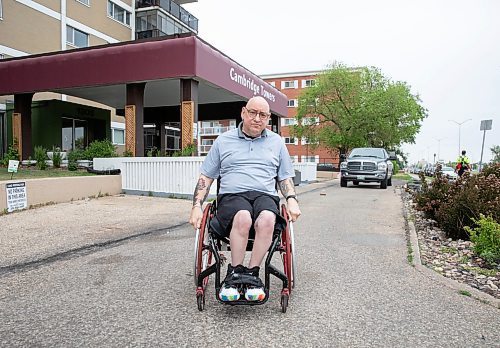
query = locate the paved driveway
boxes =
[0,180,499,347]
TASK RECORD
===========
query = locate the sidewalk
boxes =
[0,178,336,271]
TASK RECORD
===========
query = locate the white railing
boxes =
[198,126,235,136]
[93,157,317,196]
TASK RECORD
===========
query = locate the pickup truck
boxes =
[339,147,397,189]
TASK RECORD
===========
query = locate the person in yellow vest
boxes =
[455,150,471,177]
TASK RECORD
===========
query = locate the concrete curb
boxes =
[401,189,500,309]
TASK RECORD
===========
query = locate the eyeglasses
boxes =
[244,107,271,120]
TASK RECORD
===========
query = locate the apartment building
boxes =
[0,0,198,157]
[261,71,337,164]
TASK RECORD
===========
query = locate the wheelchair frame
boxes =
[194,199,296,313]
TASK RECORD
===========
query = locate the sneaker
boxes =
[243,266,266,301]
[219,264,244,302]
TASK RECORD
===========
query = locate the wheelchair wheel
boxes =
[281,293,289,313]
[194,203,213,288]
[280,204,295,292]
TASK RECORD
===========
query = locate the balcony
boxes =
[136,0,199,33]
[199,145,213,154]
[198,126,235,136]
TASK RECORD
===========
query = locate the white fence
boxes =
[94,157,316,197]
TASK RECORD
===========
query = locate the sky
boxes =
[184,0,500,164]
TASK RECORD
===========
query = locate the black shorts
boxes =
[209,191,286,239]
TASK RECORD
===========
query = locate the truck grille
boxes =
[347,161,377,171]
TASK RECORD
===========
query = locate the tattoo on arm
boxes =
[192,176,213,206]
[279,178,296,197]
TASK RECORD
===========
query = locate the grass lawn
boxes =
[393,173,413,181]
[0,168,96,181]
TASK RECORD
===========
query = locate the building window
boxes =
[76,0,90,6]
[302,79,316,88]
[269,81,276,87]
[66,26,89,48]
[281,80,297,89]
[287,99,298,107]
[112,128,125,145]
[282,118,297,127]
[301,155,319,163]
[107,0,131,26]
[166,127,180,151]
[284,137,297,145]
[0,54,4,60]
[290,155,298,163]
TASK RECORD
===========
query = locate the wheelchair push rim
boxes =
[280,204,295,293]
[193,203,213,288]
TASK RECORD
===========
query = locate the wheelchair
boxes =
[193,197,296,313]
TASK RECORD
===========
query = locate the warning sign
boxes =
[6,182,28,213]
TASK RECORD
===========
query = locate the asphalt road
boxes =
[1,180,499,347]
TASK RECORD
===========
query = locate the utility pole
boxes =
[449,119,472,156]
[479,119,493,172]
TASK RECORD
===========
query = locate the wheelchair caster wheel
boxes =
[280,294,289,313]
[197,293,205,311]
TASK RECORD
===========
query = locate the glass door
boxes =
[62,117,87,151]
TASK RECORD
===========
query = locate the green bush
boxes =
[1,139,19,166]
[34,146,48,170]
[465,215,500,265]
[392,160,400,174]
[436,163,500,240]
[172,143,196,157]
[84,139,116,160]
[67,149,86,171]
[52,147,62,168]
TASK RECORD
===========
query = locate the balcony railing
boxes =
[136,28,166,39]
[198,126,235,136]
[137,0,199,32]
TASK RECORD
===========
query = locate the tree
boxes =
[293,63,427,163]
[491,145,500,164]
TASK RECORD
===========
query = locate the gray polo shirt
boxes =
[200,124,295,196]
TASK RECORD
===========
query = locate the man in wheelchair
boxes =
[189,96,301,302]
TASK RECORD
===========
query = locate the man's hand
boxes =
[189,205,203,229]
[286,198,301,222]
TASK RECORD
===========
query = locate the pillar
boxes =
[126,83,146,156]
[180,79,198,155]
[13,93,34,160]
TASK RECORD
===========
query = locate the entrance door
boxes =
[62,117,88,151]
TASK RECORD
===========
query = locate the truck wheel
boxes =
[340,178,347,187]
[380,178,388,189]
[353,181,359,185]
[388,177,392,186]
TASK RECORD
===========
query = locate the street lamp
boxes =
[448,119,472,156]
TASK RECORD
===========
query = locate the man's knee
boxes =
[254,210,276,234]
[232,210,252,234]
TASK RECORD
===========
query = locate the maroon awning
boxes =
[0,36,287,116]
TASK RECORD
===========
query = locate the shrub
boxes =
[392,160,400,174]
[52,147,62,168]
[67,149,86,171]
[172,143,196,157]
[436,163,500,240]
[465,215,500,265]
[123,149,134,157]
[34,146,48,170]
[84,139,116,160]
[413,169,453,221]
[1,139,20,166]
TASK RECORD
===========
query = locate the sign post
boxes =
[479,119,493,172]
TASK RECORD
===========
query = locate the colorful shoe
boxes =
[243,266,266,301]
[219,264,244,302]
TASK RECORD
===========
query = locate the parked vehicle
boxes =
[441,166,458,181]
[339,148,396,189]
